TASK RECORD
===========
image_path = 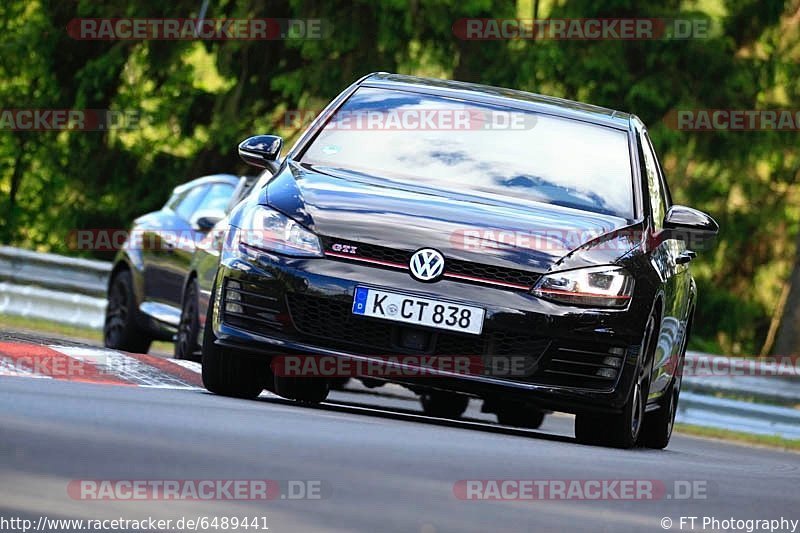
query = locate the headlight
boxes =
[532,266,634,308]
[232,204,323,257]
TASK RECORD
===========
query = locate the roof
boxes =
[361,72,632,130]
[172,174,241,194]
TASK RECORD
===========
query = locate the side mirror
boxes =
[662,205,719,246]
[238,135,283,169]
[191,208,226,232]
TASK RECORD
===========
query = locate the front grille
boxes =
[287,293,548,360]
[445,261,540,287]
[288,292,476,354]
[322,238,541,290]
[225,283,629,391]
[338,241,408,265]
[288,293,630,389]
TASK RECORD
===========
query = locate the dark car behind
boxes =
[104,174,247,355]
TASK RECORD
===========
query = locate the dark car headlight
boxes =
[532,266,634,308]
[230,204,323,257]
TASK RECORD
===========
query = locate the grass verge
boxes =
[674,423,800,451]
[0,313,173,353]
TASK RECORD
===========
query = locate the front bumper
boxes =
[210,248,649,414]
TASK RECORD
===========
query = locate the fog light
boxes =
[602,356,622,368]
[227,290,241,302]
[596,367,617,379]
[226,280,242,302]
[225,302,243,314]
[609,347,625,356]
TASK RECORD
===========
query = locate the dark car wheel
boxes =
[642,320,688,449]
[273,374,330,404]
[329,377,351,390]
[104,269,152,354]
[420,391,469,419]
[496,405,546,430]
[641,379,677,449]
[574,316,655,449]
[175,280,200,361]
[201,284,268,399]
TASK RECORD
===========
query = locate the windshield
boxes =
[300,87,634,219]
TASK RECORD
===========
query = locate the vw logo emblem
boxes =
[409,248,445,282]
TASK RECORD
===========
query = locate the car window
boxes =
[165,189,185,211]
[640,131,667,231]
[227,177,257,212]
[300,87,635,220]
[196,182,235,214]
[174,184,209,220]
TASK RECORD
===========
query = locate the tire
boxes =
[641,379,677,449]
[641,322,688,449]
[201,283,268,399]
[329,377,351,390]
[175,279,200,361]
[420,391,469,419]
[104,269,152,353]
[273,374,330,404]
[574,316,656,449]
[496,406,546,429]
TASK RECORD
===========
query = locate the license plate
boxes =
[352,287,485,335]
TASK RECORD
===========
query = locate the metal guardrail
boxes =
[679,353,800,440]
[677,392,800,440]
[0,282,107,329]
[0,246,109,329]
[0,245,109,296]
[0,246,798,440]
[682,352,800,404]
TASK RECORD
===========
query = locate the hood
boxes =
[262,161,639,272]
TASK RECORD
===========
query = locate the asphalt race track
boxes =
[0,331,798,533]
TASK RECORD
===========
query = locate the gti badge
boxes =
[409,248,445,282]
[331,243,358,254]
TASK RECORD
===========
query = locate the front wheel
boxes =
[420,391,469,419]
[574,316,655,449]
[496,405,546,429]
[641,312,691,449]
[201,284,268,399]
[640,380,677,449]
[574,373,646,448]
[272,374,330,404]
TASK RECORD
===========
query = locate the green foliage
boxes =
[1,0,798,355]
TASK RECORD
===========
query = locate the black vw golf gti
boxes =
[197,73,718,449]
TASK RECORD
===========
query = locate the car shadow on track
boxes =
[249,393,577,445]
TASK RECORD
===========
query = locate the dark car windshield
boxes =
[300,87,634,219]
